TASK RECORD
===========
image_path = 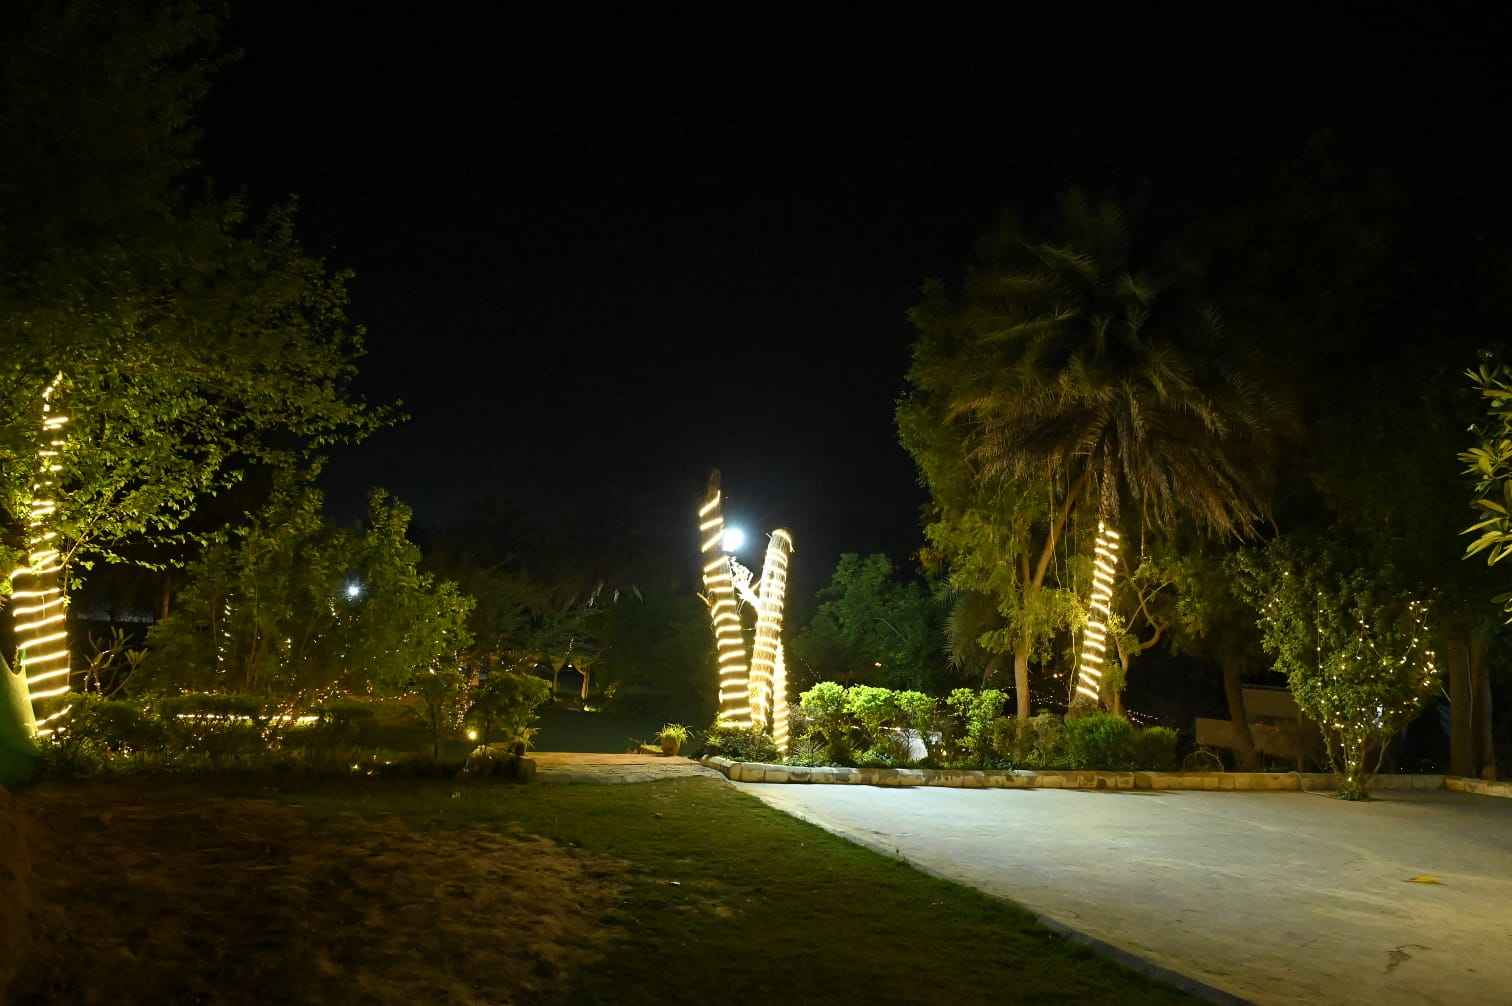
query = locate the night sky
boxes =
[198,6,1512,600]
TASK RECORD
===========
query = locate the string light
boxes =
[772,642,790,754]
[1074,521,1119,704]
[699,477,750,727]
[748,529,793,733]
[11,373,70,737]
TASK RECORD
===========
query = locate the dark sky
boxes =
[198,5,1512,599]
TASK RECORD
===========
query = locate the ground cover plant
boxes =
[6,775,1190,1005]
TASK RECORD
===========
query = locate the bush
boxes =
[1024,713,1068,768]
[469,671,552,746]
[844,685,900,747]
[701,723,779,763]
[783,732,829,767]
[1064,712,1134,770]
[799,682,851,762]
[946,688,1006,763]
[893,690,939,762]
[1130,726,1179,771]
[988,716,1019,766]
[155,694,268,766]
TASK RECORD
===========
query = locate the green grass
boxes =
[13,775,1189,1004]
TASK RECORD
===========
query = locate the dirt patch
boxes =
[0,785,33,1000]
[11,784,627,1005]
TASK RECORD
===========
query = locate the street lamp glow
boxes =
[346,581,362,600]
[721,526,745,553]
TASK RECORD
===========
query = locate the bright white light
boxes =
[721,526,745,553]
[346,581,362,599]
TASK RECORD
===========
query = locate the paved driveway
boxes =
[738,784,1512,1005]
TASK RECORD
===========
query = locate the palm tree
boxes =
[905,191,1279,717]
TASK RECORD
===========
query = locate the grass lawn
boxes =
[10,775,1189,1004]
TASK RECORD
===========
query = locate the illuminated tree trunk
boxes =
[699,471,749,726]
[1073,521,1121,708]
[7,374,72,745]
[748,529,793,732]
[772,643,790,754]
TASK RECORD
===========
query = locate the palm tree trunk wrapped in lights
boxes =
[748,528,793,733]
[699,471,750,727]
[10,374,72,737]
[1074,520,1120,705]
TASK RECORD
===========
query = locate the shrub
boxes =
[155,694,268,766]
[1024,713,1068,768]
[701,723,779,763]
[893,690,939,761]
[988,716,1019,766]
[1130,726,1179,771]
[1065,712,1135,770]
[946,688,1006,763]
[799,682,851,762]
[783,732,829,767]
[468,671,552,745]
[844,685,900,747]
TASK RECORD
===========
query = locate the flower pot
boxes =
[660,738,681,756]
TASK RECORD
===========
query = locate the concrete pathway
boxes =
[739,783,1512,1005]
[532,752,723,784]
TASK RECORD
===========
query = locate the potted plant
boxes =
[657,723,691,756]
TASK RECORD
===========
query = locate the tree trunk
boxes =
[1448,637,1475,777]
[1222,662,1259,770]
[580,666,590,701]
[0,654,39,785]
[159,571,172,622]
[1013,638,1030,720]
[1472,641,1497,779]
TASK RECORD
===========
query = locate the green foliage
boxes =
[413,667,465,760]
[1064,713,1135,770]
[843,685,900,746]
[1235,537,1440,798]
[700,723,779,763]
[1463,363,1512,618]
[893,689,939,760]
[798,681,850,759]
[656,723,691,754]
[1024,713,1068,768]
[1130,726,1180,771]
[945,687,1006,761]
[468,671,551,747]
[790,554,948,691]
[988,716,1019,765]
[143,485,473,699]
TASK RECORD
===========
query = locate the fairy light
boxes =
[748,529,794,731]
[1074,521,1120,704]
[10,373,71,736]
[772,642,790,754]
[699,475,751,727]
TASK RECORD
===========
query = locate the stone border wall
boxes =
[701,757,1463,793]
[1444,776,1512,799]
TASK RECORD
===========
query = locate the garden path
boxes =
[739,783,1512,1005]
[532,752,725,784]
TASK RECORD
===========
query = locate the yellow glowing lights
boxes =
[748,529,794,734]
[701,475,751,727]
[12,372,72,734]
[1075,521,1121,703]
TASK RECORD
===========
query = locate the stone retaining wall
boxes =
[1444,775,1512,799]
[702,757,1452,793]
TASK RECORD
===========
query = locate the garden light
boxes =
[721,526,746,553]
[346,581,363,599]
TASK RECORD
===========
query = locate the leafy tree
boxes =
[901,192,1278,717]
[141,486,473,705]
[467,671,552,748]
[1236,537,1440,799]
[0,4,391,745]
[790,554,946,691]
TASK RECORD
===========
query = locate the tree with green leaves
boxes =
[900,191,1278,717]
[0,4,391,766]
[789,553,947,692]
[1236,537,1440,799]
[141,486,473,705]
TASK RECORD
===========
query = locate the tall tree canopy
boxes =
[900,191,1280,716]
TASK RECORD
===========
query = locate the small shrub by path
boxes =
[12,777,1189,1004]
